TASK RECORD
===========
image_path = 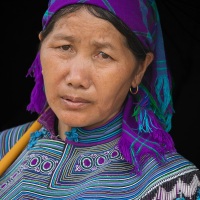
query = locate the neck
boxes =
[58,122,71,141]
[60,111,123,147]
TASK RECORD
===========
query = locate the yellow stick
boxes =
[0,120,42,176]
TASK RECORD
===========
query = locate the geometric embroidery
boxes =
[0,165,24,191]
[75,145,124,172]
[151,174,200,200]
[25,154,58,175]
[1,122,200,199]
[0,154,58,191]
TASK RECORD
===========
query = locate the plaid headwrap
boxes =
[27,0,176,174]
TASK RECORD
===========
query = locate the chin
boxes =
[59,113,91,128]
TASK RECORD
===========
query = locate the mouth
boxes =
[61,95,91,109]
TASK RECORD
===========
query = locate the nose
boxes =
[65,55,91,89]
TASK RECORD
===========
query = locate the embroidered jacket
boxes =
[0,110,200,200]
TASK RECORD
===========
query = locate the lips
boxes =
[61,95,90,109]
[62,95,90,103]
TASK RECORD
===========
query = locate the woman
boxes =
[0,0,200,199]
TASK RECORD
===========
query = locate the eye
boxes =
[99,52,110,59]
[60,45,71,51]
[97,51,112,60]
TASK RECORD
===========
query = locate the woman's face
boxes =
[40,8,147,130]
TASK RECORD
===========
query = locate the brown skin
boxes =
[39,8,154,140]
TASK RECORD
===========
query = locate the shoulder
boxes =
[0,121,34,159]
[141,152,200,199]
[158,152,200,182]
[0,121,34,138]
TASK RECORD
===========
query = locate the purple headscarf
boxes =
[27,0,176,174]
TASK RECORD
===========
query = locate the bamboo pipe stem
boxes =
[0,120,42,176]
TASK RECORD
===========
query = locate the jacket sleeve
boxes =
[0,121,34,159]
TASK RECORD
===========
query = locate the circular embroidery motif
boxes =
[26,154,58,174]
[75,145,124,172]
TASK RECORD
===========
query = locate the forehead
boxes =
[57,10,111,29]
[51,8,127,44]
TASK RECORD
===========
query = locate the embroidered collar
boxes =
[38,108,122,146]
[65,112,122,147]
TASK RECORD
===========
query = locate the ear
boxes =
[38,31,42,41]
[131,52,154,88]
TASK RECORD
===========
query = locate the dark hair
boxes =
[40,4,150,61]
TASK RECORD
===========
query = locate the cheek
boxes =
[42,71,60,103]
[102,69,134,93]
[42,57,65,89]
[96,77,130,109]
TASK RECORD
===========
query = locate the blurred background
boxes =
[0,1,199,168]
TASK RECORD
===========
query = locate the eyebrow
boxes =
[91,41,116,50]
[52,34,117,50]
[52,34,76,42]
